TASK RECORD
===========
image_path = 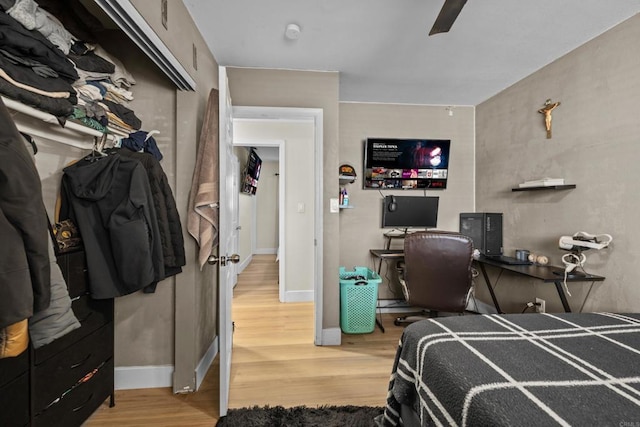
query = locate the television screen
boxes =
[240,148,262,195]
[363,138,451,189]
[381,195,439,229]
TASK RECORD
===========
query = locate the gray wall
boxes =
[338,103,475,298]
[475,14,640,314]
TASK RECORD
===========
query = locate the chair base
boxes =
[394,310,440,326]
[394,297,497,327]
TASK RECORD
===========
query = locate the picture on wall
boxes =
[241,148,262,195]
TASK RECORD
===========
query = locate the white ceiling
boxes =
[182,1,640,106]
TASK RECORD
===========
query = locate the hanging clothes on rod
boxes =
[59,151,165,299]
[0,97,51,331]
[119,129,163,161]
[106,146,186,290]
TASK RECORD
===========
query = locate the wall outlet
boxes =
[535,297,546,313]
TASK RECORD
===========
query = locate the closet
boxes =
[0,0,214,424]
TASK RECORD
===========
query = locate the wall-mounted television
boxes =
[381,195,439,229]
[241,148,262,195]
[363,138,451,189]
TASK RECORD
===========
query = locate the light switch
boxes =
[297,202,305,213]
[330,198,339,213]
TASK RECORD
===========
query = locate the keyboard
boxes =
[483,255,532,265]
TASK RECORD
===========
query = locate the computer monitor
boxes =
[381,195,439,229]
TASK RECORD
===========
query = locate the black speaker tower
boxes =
[459,213,503,256]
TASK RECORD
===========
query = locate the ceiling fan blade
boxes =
[429,0,468,36]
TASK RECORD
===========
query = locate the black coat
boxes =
[0,97,50,329]
[108,148,185,278]
[60,153,164,299]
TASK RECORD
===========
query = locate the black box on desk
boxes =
[459,213,503,255]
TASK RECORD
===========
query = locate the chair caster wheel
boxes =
[394,319,401,326]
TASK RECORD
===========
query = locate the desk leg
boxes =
[479,263,503,314]
[377,237,392,275]
[553,281,572,312]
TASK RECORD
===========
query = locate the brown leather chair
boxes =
[395,231,475,325]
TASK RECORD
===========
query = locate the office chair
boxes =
[394,231,476,325]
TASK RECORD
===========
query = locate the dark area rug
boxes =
[215,405,384,427]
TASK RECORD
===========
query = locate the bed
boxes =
[378,312,640,426]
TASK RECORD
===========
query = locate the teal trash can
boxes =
[339,267,381,334]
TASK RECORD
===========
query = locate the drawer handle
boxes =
[72,393,94,412]
[70,353,92,369]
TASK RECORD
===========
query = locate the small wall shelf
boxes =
[512,184,576,192]
[339,174,356,184]
[339,205,354,209]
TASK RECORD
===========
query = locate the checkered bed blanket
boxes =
[380,313,640,426]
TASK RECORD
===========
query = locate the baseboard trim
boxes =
[195,336,218,391]
[114,337,218,392]
[377,299,415,313]
[254,248,277,255]
[321,327,341,346]
[283,290,313,303]
[115,365,174,390]
[237,254,252,274]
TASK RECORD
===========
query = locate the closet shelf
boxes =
[3,96,125,149]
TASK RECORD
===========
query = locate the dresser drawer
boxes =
[33,358,113,427]
[34,296,113,364]
[33,323,113,412]
[0,349,28,386]
[56,251,89,298]
[0,371,30,427]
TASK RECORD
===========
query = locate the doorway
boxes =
[232,107,324,345]
[233,139,285,300]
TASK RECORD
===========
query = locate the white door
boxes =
[218,66,238,417]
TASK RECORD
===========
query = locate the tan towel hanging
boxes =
[187,89,219,269]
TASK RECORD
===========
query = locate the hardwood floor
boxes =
[86,254,403,426]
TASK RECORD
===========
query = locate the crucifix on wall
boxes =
[538,99,560,139]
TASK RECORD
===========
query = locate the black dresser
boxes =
[0,250,114,426]
[0,350,30,426]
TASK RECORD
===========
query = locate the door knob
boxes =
[207,254,240,266]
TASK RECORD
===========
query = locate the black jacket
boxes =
[0,97,50,328]
[108,148,185,278]
[60,153,164,299]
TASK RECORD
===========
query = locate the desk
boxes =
[370,249,404,260]
[369,250,606,315]
[376,232,414,274]
[476,255,605,313]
